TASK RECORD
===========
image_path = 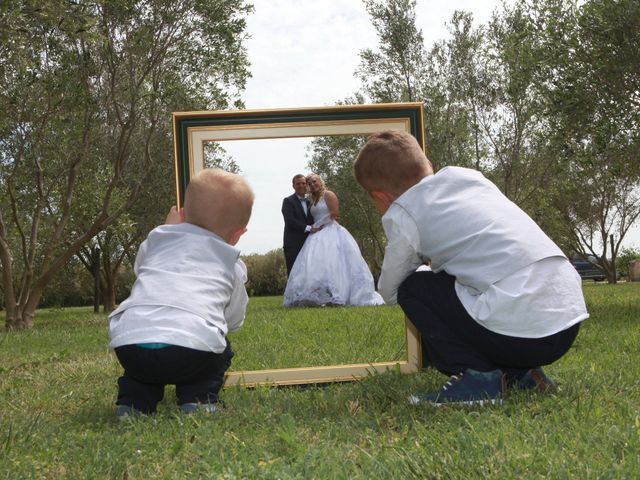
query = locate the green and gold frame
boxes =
[172,102,425,387]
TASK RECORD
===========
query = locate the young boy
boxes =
[109,168,254,416]
[353,130,588,406]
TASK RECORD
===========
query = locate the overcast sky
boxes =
[223,0,639,254]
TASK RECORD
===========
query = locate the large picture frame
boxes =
[172,102,425,387]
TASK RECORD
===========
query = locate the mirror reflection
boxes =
[203,137,406,371]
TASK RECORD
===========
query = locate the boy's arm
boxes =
[225,260,249,332]
[378,213,423,304]
[132,238,149,275]
[133,207,181,275]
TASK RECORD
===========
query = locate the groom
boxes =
[282,174,316,276]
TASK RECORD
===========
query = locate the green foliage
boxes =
[0,285,639,477]
[204,142,242,173]
[534,0,640,265]
[0,0,254,328]
[40,258,94,308]
[241,249,288,297]
[616,247,640,278]
[358,0,428,102]
[352,0,640,269]
[423,11,483,170]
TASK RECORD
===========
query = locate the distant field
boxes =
[1,283,638,478]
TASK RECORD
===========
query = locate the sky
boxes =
[221,0,639,255]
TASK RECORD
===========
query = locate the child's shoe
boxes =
[516,367,557,393]
[116,405,145,419]
[408,369,506,407]
[180,402,219,414]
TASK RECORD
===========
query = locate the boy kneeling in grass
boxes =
[354,130,588,407]
[109,169,253,417]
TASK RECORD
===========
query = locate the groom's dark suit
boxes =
[282,193,314,275]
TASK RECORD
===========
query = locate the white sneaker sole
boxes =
[408,395,502,407]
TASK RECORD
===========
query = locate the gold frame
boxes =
[172,102,425,387]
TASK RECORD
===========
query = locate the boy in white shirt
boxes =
[354,130,587,406]
[109,168,253,416]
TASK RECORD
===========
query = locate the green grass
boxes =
[1,283,639,479]
[229,296,406,370]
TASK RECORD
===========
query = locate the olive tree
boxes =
[0,0,253,329]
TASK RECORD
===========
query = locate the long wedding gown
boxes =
[283,196,384,307]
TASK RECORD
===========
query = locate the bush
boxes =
[242,249,288,296]
[616,247,640,278]
[41,260,94,308]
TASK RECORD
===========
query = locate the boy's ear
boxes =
[425,158,434,174]
[369,191,396,214]
[228,227,247,246]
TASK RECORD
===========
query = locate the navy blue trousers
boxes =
[397,271,580,377]
[114,340,233,413]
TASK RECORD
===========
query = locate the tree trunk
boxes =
[609,234,617,284]
[5,304,31,331]
[92,247,101,313]
[5,296,39,331]
[102,278,117,312]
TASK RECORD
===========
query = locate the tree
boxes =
[458,3,559,215]
[616,247,640,279]
[0,0,253,330]
[307,1,431,273]
[357,0,428,103]
[423,11,484,170]
[537,0,640,281]
[76,219,138,312]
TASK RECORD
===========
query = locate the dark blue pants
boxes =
[284,245,303,276]
[114,341,233,413]
[397,271,580,377]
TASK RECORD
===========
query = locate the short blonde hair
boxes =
[184,168,254,241]
[354,130,431,196]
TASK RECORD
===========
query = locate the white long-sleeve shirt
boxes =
[109,223,248,353]
[378,167,588,338]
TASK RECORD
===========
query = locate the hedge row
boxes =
[241,249,288,297]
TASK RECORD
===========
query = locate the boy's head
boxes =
[184,168,254,245]
[354,130,433,213]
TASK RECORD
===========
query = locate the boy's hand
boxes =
[165,206,185,224]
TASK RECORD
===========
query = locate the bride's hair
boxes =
[306,173,325,205]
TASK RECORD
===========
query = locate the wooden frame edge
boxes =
[172,102,425,387]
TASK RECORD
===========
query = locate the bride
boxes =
[283,173,384,307]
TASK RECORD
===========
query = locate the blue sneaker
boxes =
[116,405,145,419]
[516,367,557,393]
[180,402,219,414]
[408,369,506,407]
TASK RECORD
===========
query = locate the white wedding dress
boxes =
[283,197,385,307]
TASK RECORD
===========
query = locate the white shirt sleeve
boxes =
[132,239,148,275]
[225,260,249,332]
[378,207,423,305]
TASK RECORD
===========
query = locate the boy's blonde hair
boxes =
[184,168,254,241]
[354,130,431,196]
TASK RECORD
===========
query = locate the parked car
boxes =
[570,255,606,281]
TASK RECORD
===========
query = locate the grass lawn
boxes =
[1,283,639,478]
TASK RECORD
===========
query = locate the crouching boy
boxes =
[109,168,254,416]
[354,130,587,406]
